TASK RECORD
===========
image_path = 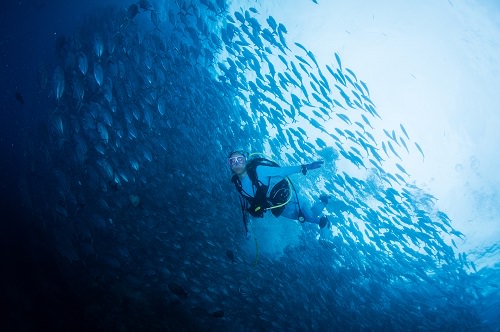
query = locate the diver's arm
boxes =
[257,165,302,178]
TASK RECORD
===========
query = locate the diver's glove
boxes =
[301,160,324,175]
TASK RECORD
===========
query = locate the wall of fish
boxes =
[24,0,485,330]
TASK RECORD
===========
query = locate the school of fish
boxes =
[21,0,487,330]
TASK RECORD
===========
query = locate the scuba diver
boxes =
[228,150,332,237]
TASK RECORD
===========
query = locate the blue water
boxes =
[1,0,498,331]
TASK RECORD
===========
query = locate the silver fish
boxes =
[53,66,65,100]
[97,122,109,143]
[94,33,104,58]
[94,63,104,87]
[77,53,88,75]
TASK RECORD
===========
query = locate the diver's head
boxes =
[228,150,248,176]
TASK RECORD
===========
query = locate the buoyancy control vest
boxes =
[231,158,291,218]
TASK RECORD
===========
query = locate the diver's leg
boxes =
[280,195,327,228]
[279,198,302,220]
[298,192,332,228]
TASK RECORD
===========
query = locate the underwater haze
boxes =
[1,0,499,331]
